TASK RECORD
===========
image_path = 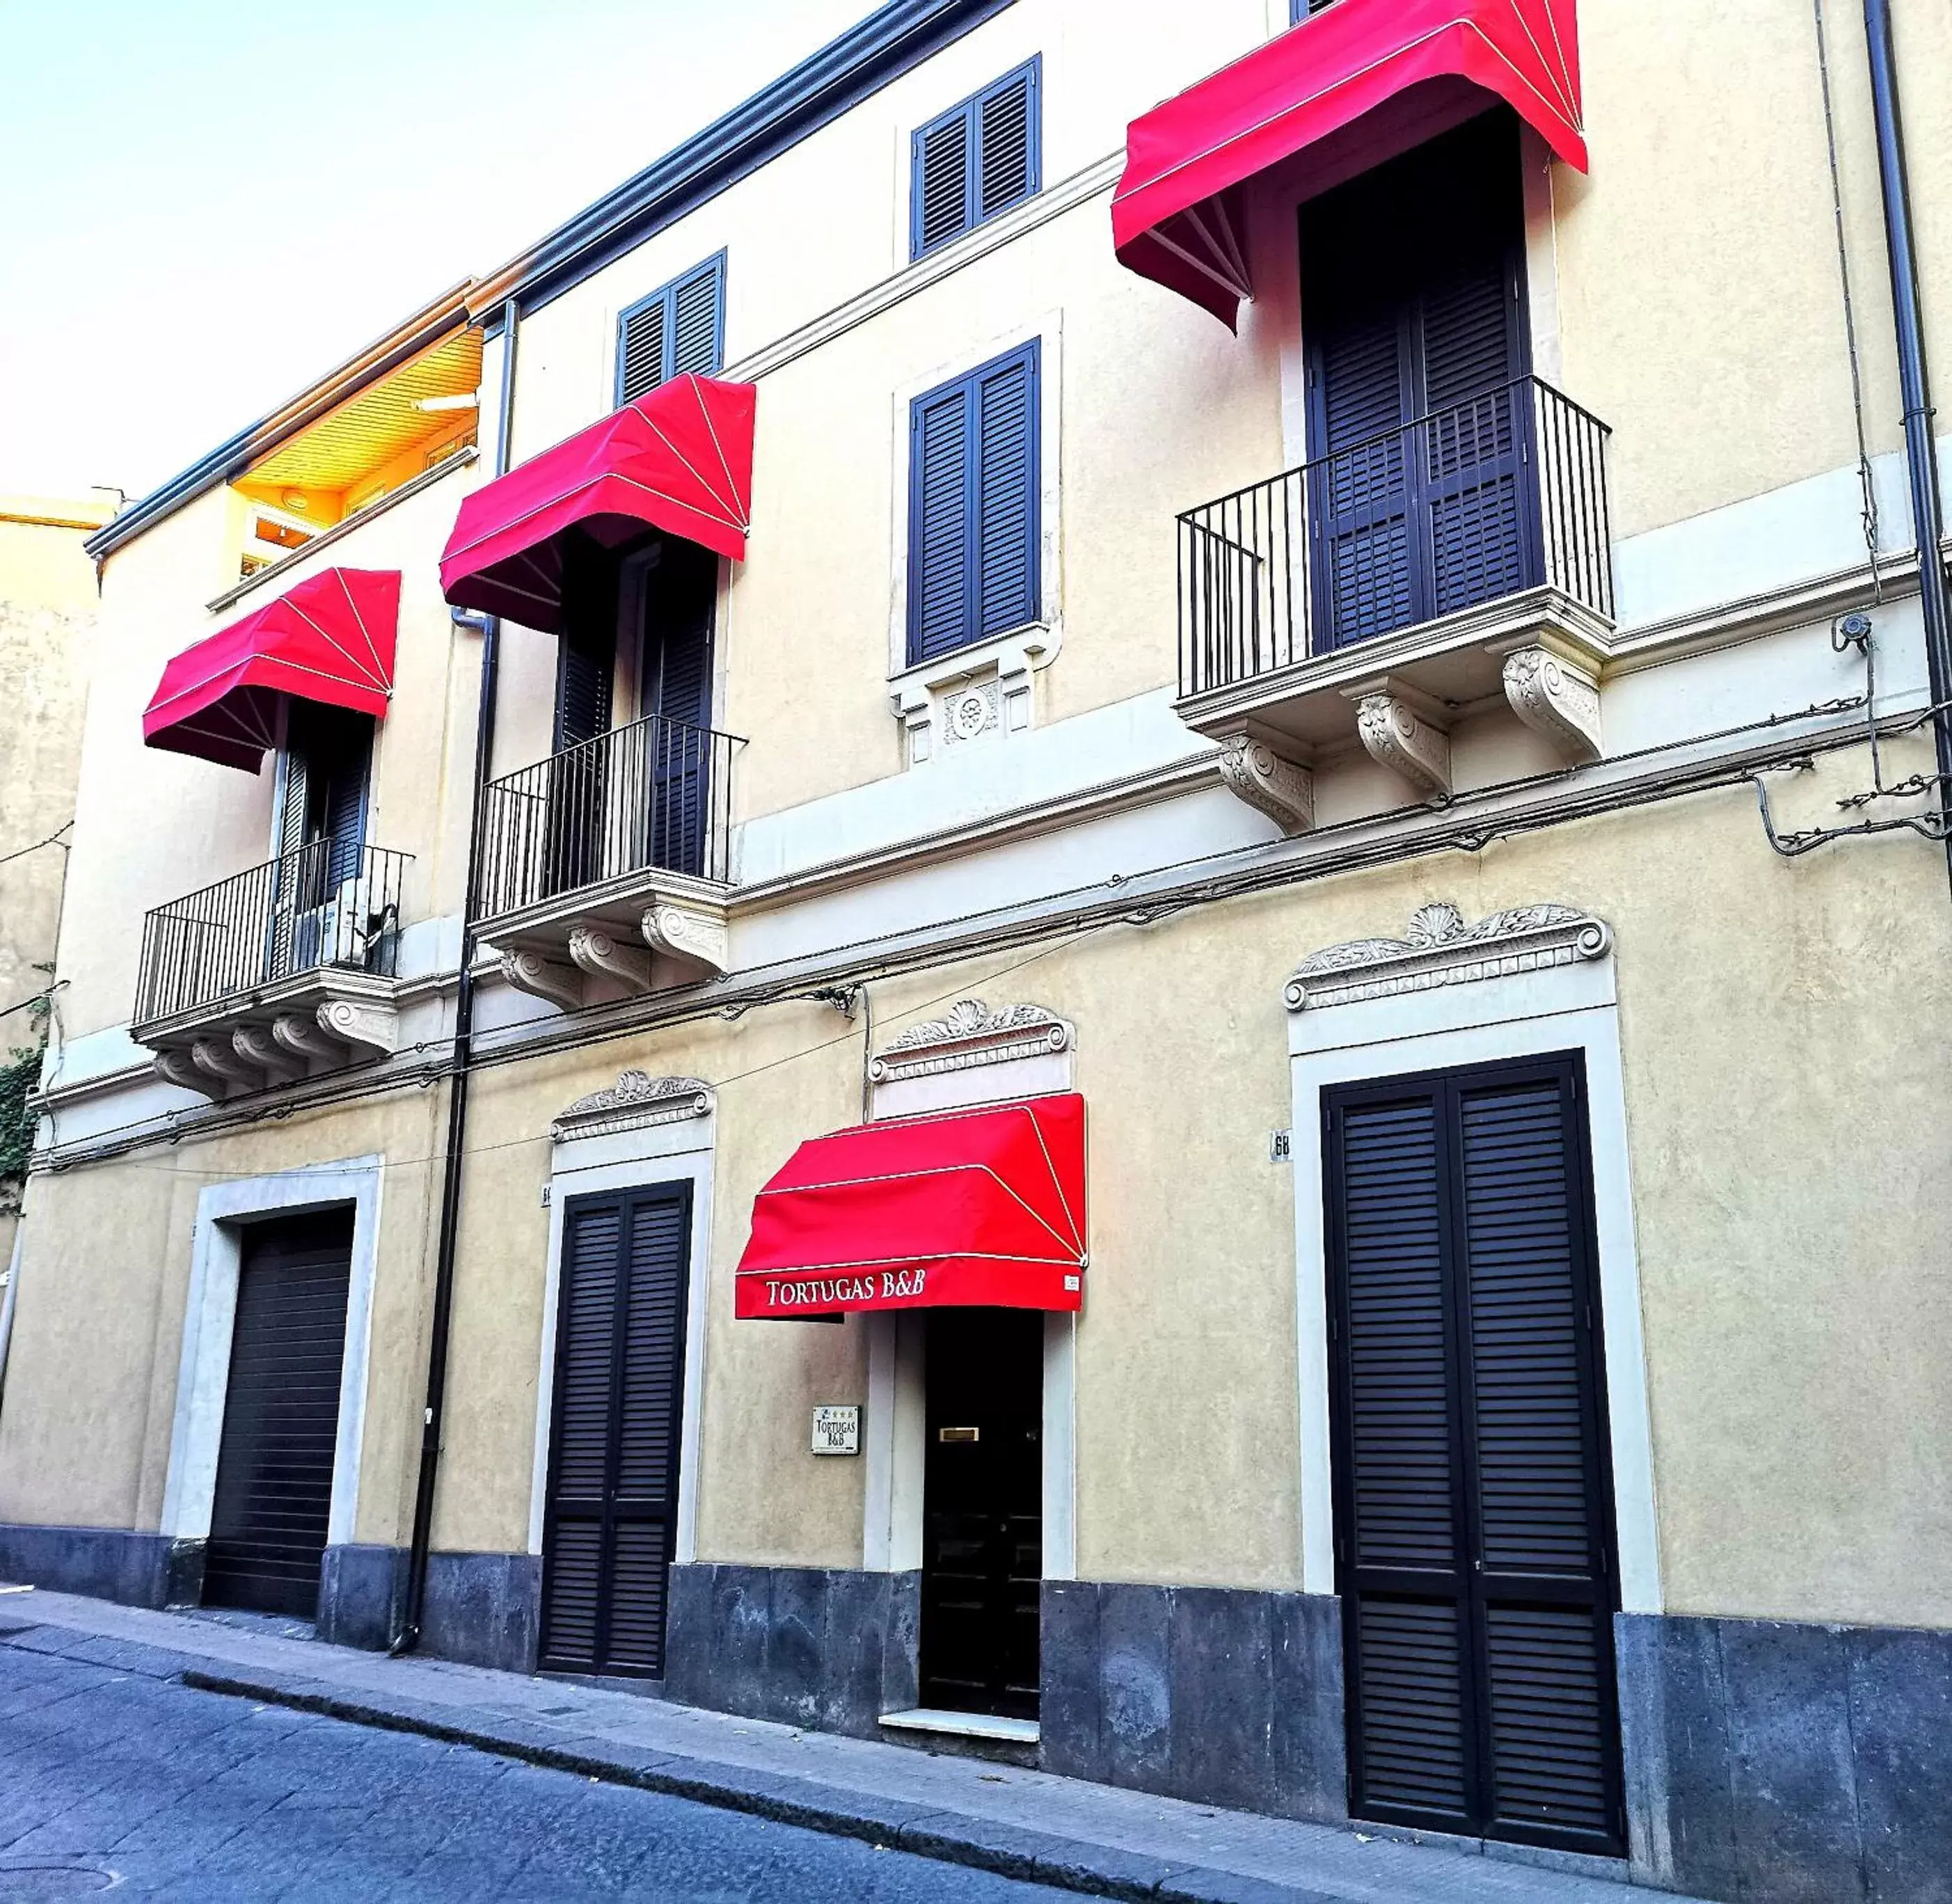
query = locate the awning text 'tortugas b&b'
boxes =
[736,1095,1088,1319]
[142,566,399,772]
[439,372,756,630]
[1113,0,1587,325]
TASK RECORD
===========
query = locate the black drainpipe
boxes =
[390,296,518,1654]
[1862,0,1952,896]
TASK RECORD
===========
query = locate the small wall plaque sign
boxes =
[811,1404,860,1455]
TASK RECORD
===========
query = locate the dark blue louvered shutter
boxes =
[541,1186,692,1677]
[975,345,1039,637]
[907,342,1040,664]
[910,381,974,662]
[616,255,724,404]
[976,63,1038,222]
[1326,1057,1624,1857]
[646,541,715,879]
[1455,1074,1621,1849]
[914,107,974,256]
[1331,1091,1475,1828]
[1313,312,1416,648]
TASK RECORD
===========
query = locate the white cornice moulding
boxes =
[868,999,1072,1084]
[1285,901,1612,1012]
[552,1072,714,1143]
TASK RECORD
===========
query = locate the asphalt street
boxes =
[0,1647,1079,1902]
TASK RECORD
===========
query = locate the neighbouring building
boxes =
[0,488,116,1265]
[3,3,1951,1898]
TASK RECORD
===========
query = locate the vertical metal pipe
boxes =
[1862,0,1952,894]
[393,298,518,1655]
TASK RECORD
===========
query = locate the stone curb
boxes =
[173,1664,1340,1904]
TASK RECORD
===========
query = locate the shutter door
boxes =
[1325,1056,1624,1857]
[540,1185,692,1677]
[644,540,715,880]
[547,532,617,896]
[1303,112,1531,652]
[203,1210,354,1619]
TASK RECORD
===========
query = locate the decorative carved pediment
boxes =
[1285,901,1611,1010]
[553,1070,714,1141]
[869,999,1072,1084]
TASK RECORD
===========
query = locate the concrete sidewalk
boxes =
[0,1589,1699,1904]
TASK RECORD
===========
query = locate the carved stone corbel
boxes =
[1500,642,1602,764]
[154,1048,223,1100]
[273,1010,342,1063]
[1216,731,1315,834]
[1347,677,1453,800]
[233,1023,304,1086]
[642,903,730,978]
[317,997,399,1058]
[191,1035,259,1089]
[568,923,654,995]
[499,948,583,1011]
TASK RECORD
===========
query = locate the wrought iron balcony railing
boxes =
[1177,375,1613,699]
[475,710,739,921]
[134,841,410,1027]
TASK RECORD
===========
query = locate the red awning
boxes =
[439,373,756,630]
[1113,0,1587,324]
[736,1095,1088,1319]
[142,567,399,773]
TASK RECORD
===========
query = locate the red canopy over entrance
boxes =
[439,373,756,630]
[1113,0,1587,324]
[736,1095,1088,1319]
[142,567,399,773]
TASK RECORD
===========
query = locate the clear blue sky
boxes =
[0,1,868,499]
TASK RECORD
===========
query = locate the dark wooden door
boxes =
[540,1185,692,1677]
[1301,112,1533,650]
[920,1308,1043,1719]
[203,1209,354,1618]
[1324,1054,1625,1856]
[640,538,716,879]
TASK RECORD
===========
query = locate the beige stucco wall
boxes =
[0,1087,444,1546]
[58,466,488,1042]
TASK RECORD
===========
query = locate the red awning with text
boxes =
[439,372,755,630]
[1113,0,1587,325]
[142,566,399,773]
[736,1095,1088,1319]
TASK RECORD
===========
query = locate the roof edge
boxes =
[87,280,478,564]
[469,0,1016,325]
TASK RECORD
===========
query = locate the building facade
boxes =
[0,488,116,1266]
[3,2,1951,1898]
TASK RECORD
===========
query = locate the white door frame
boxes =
[160,1157,384,1551]
[1288,944,1663,1613]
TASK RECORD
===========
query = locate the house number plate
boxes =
[811,1405,860,1455]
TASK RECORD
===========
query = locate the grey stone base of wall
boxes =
[1618,1610,1952,1904]
[0,1522,200,1611]
[1041,1581,1347,1825]
[317,1544,410,1650]
[665,1563,919,1738]
[421,1550,541,1675]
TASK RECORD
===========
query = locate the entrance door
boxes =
[203,1209,355,1618]
[919,1308,1042,1720]
[1323,1054,1625,1856]
[539,1184,692,1677]
[1301,112,1533,651]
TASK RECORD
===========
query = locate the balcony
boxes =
[1175,376,1614,828]
[135,843,411,1099]
[473,711,741,1009]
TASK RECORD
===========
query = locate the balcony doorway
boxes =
[541,532,717,898]
[1300,111,1533,651]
